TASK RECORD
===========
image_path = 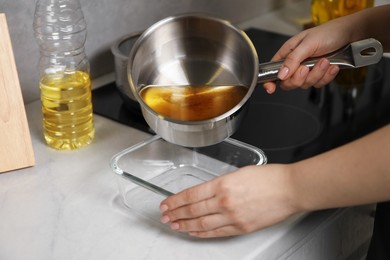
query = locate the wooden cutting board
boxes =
[0,13,35,173]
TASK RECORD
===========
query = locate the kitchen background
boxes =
[0,0,303,104]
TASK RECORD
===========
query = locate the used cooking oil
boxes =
[40,71,94,150]
[311,0,374,25]
[140,85,248,121]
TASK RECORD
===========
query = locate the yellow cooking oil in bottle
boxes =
[40,70,94,150]
[311,0,374,25]
[34,0,94,150]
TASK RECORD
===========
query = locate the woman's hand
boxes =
[159,164,300,238]
[263,17,356,94]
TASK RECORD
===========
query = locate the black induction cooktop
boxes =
[92,28,390,163]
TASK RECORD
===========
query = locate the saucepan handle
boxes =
[257,38,383,84]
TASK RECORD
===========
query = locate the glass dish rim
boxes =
[110,135,267,197]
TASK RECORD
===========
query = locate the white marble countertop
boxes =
[0,1,377,259]
[0,101,374,260]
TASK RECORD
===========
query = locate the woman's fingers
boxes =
[169,213,230,233]
[263,53,339,94]
[161,196,220,223]
[167,210,258,238]
[263,81,277,94]
[160,180,216,212]
[188,224,246,238]
[278,59,340,90]
[314,64,339,88]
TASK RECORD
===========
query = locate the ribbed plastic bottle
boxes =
[33,0,94,150]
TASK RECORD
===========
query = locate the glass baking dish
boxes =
[110,135,267,223]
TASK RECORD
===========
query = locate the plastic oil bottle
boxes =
[33,0,94,150]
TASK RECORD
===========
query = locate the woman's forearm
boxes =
[291,124,390,212]
[339,4,390,52]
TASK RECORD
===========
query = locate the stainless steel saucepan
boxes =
[127,14,383,147]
